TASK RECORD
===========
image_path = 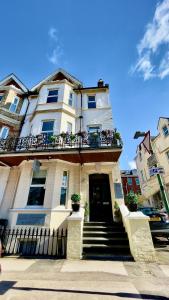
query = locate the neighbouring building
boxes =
[0,74,28,140]
[135,117,169,208]
[121,169,141,197]
[0,69,124,228]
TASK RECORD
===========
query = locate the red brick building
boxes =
[121,170,141,196]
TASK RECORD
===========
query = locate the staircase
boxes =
[83,222,133,261]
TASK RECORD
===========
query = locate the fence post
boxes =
[67,208,84,259]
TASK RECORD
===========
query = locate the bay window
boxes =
[27,170,47,206]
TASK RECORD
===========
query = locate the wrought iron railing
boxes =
[0,226,67,258]
[0,131,122,153]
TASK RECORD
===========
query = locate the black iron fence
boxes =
[0,226,67,258]
[0,131,122,153]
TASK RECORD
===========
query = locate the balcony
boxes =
[0,131,122,166]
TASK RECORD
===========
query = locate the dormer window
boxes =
[162,126,169,137]
[47,90,58,103]
[9,97,19,113]
[88,95,96,109]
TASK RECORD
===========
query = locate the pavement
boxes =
[0,241,169,300]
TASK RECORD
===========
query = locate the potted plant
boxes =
[60,132,67,139]
[48,135,56,143]
[125,191,138,212]
[71,193,81,212]
[70,133,76,141]
[114,202,122,223]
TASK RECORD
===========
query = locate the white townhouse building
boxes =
[0,69,157,262]
[135,117,169,208]
[0,69,123,228]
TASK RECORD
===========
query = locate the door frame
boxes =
[88,173,113,221]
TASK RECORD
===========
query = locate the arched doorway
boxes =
[89,174,113,222]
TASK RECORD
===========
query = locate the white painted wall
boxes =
[0,167,10,207]
[20,81,114,137]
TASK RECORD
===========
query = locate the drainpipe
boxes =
[78,85,83,134]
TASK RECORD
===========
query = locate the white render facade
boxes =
[135,117,169,208]
[0,69,124,229]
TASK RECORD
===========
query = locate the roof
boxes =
[0,73,28,93]
[31,68,83,92]
[157,117,169,130]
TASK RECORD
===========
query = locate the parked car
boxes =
[138,207,169,239]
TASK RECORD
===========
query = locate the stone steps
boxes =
[83,221,132,259]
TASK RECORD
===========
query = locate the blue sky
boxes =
[1,0,169,169]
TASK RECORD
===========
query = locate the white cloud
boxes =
[47,27,63,65]
[132,0,169,80]
[48,27,58,42]
[128,160,136,170]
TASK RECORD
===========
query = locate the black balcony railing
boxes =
[0,130,123,153]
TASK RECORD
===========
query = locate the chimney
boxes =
[97,79,104,87]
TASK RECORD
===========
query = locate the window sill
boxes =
[10,207,72,213]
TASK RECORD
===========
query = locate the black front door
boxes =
[89,174,113,222]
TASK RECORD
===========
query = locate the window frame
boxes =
[68,92,73,106]
[162,125,169,137]
[166,151,169,161]
[0,94,3,102]
[27,169,47,207]
[135,178,140,186]
[67,122,72,133]
[88,95,96,109]
[88,125,101,133]
[0,126,9,139]
[9,97,19,113]
[60,171,69,206]
[127,177,133,186]
[41,120,54,134]
[46,89,58,103]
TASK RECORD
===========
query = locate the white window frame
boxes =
[26,169,47,207]
[41,120,54,135]
[88,125,101,133]
[47,89,58,103]
[0,126,9,139]
[88,95,96,109]
[9,97,19,113]
[68,92,73,106]
[60,171,69,206]
[67,122,72,133]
